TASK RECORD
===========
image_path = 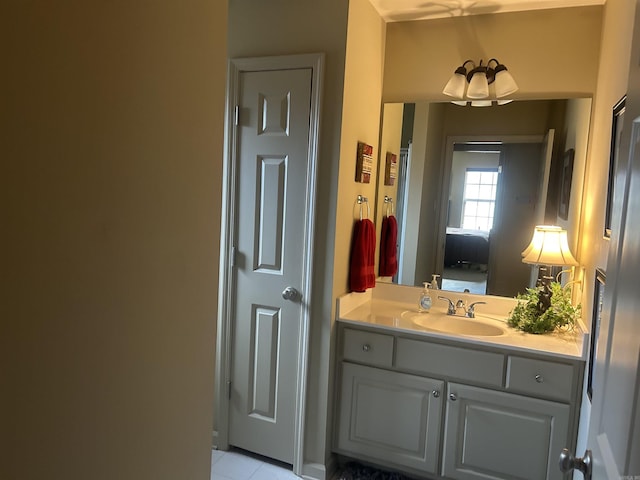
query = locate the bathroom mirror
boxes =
[375,99,591,298]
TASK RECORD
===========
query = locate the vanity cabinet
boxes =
[442,383,569,480]
[333,324,583,480]
[337,362,444,474]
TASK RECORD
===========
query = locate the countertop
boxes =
[337,283,587,361]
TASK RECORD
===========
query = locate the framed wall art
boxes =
[355,141,373,183]
[384,152,397,186]
[604,95,626,238]
[587,268,606,401]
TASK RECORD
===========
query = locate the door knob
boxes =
[559,448,592,480]
[282,286,301,302]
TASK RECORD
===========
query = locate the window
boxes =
[461,168,499,231]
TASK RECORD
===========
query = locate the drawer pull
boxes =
[449,393,457,401]
[535,374,544,383]
[432,390,440,398]
[362,344,371,352]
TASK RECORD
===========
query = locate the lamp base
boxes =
[536,269,554,313]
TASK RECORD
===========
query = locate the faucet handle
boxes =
[467,301,487,318]
[437,296,456,315]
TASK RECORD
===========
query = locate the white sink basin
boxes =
[402,311,506,337]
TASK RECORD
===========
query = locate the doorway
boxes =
[434,136,550,297]
[215,54,324,474]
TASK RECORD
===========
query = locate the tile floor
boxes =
[211,448,300,480]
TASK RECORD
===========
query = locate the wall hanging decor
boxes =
[355,141,373,183]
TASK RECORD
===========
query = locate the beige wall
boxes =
[2,2,227,480]
[580,0,636,292]
[383,6,603,102]
[328,0,386,467]
[335,0,387,294]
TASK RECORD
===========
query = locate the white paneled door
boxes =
[228,67,313,465]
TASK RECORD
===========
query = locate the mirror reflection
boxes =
[376,99,591,297]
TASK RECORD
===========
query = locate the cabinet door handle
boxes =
[535,374,544,383]
[432,390,440,398]
[362,344,371,352]
[449,393,457,401]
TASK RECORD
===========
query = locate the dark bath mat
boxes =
[337,462,416,480]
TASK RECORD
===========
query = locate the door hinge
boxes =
[231,246,237,268]
[227,380,232,399]
[234,105,240,126]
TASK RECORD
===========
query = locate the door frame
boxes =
[434,134,544,280]
[214,53,324,474]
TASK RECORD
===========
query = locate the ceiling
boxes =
[368,0,606,22]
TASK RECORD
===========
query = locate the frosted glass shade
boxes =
[494,68,519,98]
[467,71,489,99]
[471,100,492,107]
[522,226,578,266]
[521,225,561,258]
[443,71,467,99]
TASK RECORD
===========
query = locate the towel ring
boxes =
[355,195,370,220]
[384,195,394,216]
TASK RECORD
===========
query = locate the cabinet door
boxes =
[336,362,444,475]
[442,383,570,480]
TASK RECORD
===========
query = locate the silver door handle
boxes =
[282,286,301,302]
[559,448,592,480]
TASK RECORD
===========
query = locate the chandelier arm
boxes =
[462,59,476,69]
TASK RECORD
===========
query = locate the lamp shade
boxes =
[443,67,468,99]
[521,225,560,258]
[493,67,519,98]
[467,69,489,99]
[471,99,492,107]
[522,226,579,266]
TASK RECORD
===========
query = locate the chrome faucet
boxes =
[466,301,487,318]
[438,296,486,318]
[437,296,457,315]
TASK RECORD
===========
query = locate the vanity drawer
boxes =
[342,328,394,367]
[395,338,504,387]
[506,356,574,401]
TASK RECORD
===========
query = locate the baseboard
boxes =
[301,455,338,480]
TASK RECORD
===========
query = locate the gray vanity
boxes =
[333,283,586,480]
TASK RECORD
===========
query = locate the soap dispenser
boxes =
[419,282,432,312]
[430,274,440,290]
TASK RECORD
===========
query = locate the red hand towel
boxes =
[349,219,376,292]
[379,216,389,276]
[379,215,398,277]
[364,219,376,288]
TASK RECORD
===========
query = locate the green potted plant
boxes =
[507,282,581,334]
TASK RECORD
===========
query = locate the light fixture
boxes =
[443,58,518,106]
[521,225,579,312]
